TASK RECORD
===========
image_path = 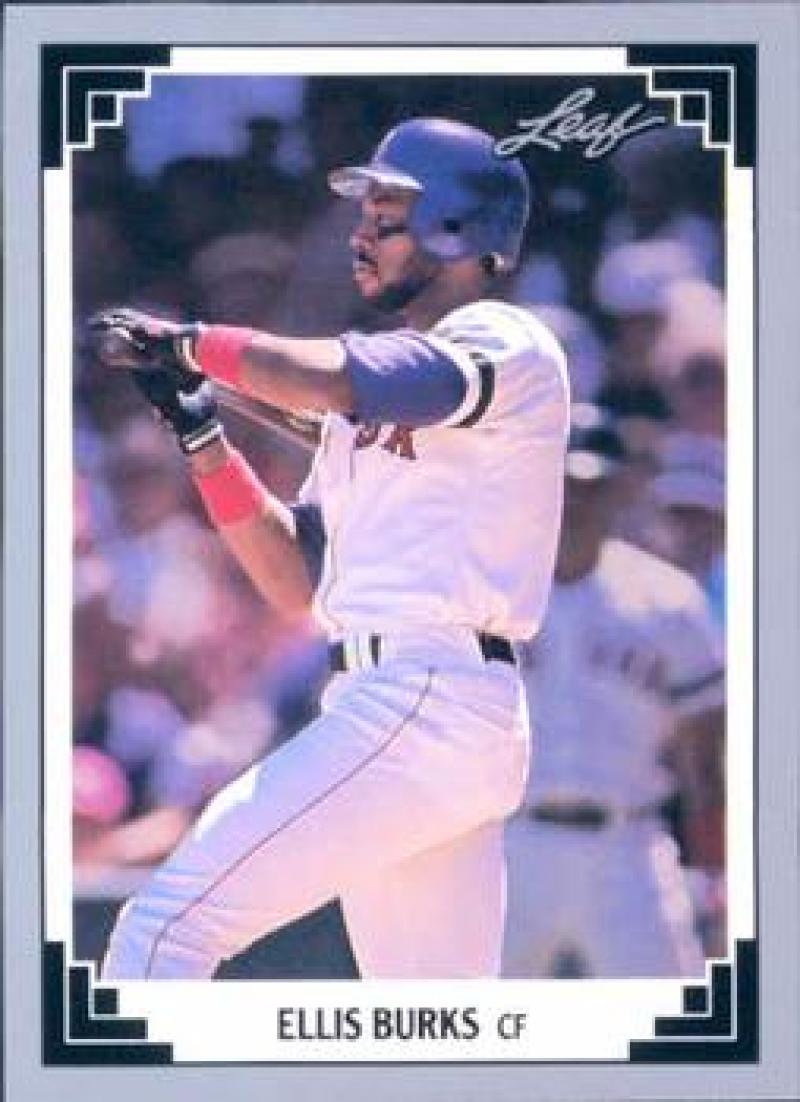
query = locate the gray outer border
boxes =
[3,3,798,1100]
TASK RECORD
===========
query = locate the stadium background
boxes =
[71,74,727,977]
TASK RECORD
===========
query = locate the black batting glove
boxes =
[88,307,203,375]
[131,367,223,455]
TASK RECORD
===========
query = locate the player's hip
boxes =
[322,626,526,723]
[323,622,525,676]
[320,650,530,817]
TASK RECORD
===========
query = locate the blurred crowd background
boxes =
[72,74,727,975]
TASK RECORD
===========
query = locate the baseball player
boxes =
[91,118,569,979]
[502,407,724,978]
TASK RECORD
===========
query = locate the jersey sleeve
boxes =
[340,329,468,427]
[429,300,569,429]
[661,586,726,719]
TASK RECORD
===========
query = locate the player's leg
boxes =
[340,820,505,977]
[501,817,581,978]
[103,670,436,978]
[589,823,706,977]
[103,664,526,979]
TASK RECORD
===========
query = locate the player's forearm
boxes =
[671,707,726,869]
[189,439,315,618]
[195,326,355,415]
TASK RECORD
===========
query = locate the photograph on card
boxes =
[40,44,755,1064]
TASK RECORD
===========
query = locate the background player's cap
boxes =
[565,403,626,482]
[593,239,700,317]
[329,116,531,270]
[651,278,726,380]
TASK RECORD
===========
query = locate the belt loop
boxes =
[345,638,360,671]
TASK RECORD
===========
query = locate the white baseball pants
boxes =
[103,646,529,979]
[502,813,706,978]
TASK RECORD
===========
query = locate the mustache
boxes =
[353,247,377,269]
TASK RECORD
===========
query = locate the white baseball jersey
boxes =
[519,538,724,811]
[299,299,569,640]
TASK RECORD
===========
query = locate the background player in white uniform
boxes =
[503,406,724,978]
[91,118,569,979]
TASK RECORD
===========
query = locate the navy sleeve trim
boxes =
[454,351,495,427]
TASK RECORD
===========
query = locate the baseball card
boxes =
[3,4,799,1101]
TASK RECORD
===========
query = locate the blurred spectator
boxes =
[594,238,700,392]
[526,304,606,403]
[149,156,240,262]
[229,117,309,237]
[75,681,278,872]
[513,253,570,307]
[503,407,725,977]
[653,279,726,438]
[593,238,704,539]
[106,684,275,818]
[651,432,726,627]
[73,745,133,867]
[73,209,140,317]
[74,745,132,827]
[189,230,294,328]
[101,423,217,645]
[606,127,724,284]
[73,413,316,877]
[651,433,728,954]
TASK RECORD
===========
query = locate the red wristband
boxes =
[194,325,256,388]
[193,451,265,526]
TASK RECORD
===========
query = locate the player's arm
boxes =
[660,600,726,871]
[189,436,317,617]
[89,308,476,426]
[205,330,352,414]
[667,705,726,870]
[118,366,318,619]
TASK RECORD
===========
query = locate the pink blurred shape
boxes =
[72,745,131,825]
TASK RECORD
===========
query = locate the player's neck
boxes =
[402,270,490,330]
[401,289,470,329]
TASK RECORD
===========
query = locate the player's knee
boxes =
[102,893,229,980]
[102,898,160,979]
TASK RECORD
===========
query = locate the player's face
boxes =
[349,188,439,311]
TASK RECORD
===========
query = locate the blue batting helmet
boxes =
[328,117,531,271]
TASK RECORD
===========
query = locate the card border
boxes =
[3,8,797,1102]
[42,39,756,1070]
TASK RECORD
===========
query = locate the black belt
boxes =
[528,801,661,830]
[329,632,515,673]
